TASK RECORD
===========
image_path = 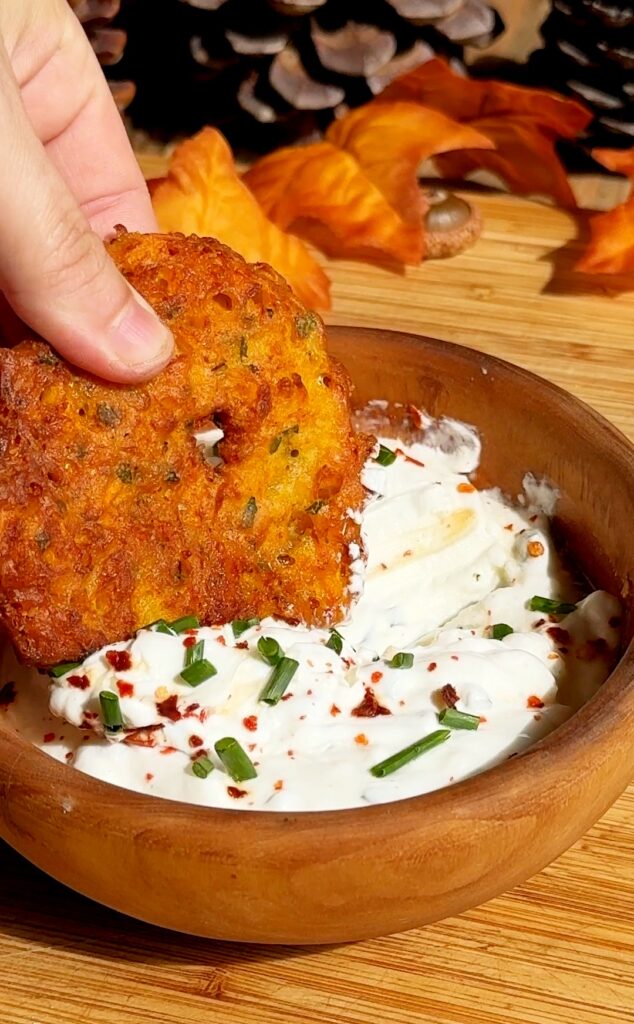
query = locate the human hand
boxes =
[0,0,173,382]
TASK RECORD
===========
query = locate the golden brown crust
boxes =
[0,232,372,666]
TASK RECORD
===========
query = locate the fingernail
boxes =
[108,285,174,373]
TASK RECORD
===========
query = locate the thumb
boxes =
[0,47,173,383]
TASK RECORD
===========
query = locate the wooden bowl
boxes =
[1,327,633,944]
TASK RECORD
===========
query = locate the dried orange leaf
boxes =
[382,59,592,207]
[576,148,634,275]
[244,141,424,263]
[326,100,493,223]
[152,127,330,309]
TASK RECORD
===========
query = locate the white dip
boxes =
[2,416,621,811]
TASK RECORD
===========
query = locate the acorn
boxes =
[422,187,482,259]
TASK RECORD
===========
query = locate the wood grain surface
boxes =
[1,185,633,1022]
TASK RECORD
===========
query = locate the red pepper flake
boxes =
[287,749,295,758]
[184,628,198,636]
[529,514,538,523]
[273,779,284,791]
[354,733,369,745]
[576,637,609,662]
[450,655,459,661]
[156,694,182,721]
[533,618,546,629]
[395,447,425,468]
[440,683,459,708]
[427,662,437,672]
[68,674,90,690]
[243,714,258,732]
[330,703,341,716]
[0,681,16,708]
[248,743,257,752]
[183,635,197,648]
[160,745,178,755]
[403,549,413,557]
[145,773,154,782]
[504,523,514,531]
[408,404,424,429]
[547,626,571,646]
[281,692,294,702]
[479,716,488,723]
[199,708,210,723]
[65,751,74,763]
[457,482,475,493]
[184,702,200,716]
[342,657,353,670]
[116,680,134,698]
[299,714,306,720]
[306,689,313,696]
[527,540,545,558]
[234,640,249,650]
[189,734,204,748]
[371,670,383,684]
[124,724,163,747]
[227,786,248,799]
[216,636,227,646]
[351,687,391,718]
[527,695,544,709]
[43,732,55,743]
[105,649,132,672]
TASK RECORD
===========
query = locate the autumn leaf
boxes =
[152,127,331,309]
[382,59,592,208]
[576,148,634,274]
[326,100,493,223]
[243,141,424,263]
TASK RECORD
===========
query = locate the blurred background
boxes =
[72,0,633,166]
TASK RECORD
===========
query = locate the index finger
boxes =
[14,1,156,237]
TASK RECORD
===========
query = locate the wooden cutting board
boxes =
[0,184,632,1024]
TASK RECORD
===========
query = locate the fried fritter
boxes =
[0,232,372,666]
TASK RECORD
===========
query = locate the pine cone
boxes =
[109,0,504,149]
[68,0,135,110]
[529,0,634,150]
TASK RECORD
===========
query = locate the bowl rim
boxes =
[2,326,633,835]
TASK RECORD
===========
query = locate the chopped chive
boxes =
[169,615,200,633]
[370,729,451,778]
[239,336,248,360]
[491,623,513,640]
[99,691,123,733]
[528,596,577,615]
[185,639,205,667]
[192,755,214,779]
[180,659,217,686]
[155,622,175,635]
[306,499,326,514]
[386,652,414,669]
[438,708,480,730]
[50,661,81,678]
[232,617,260,638]
[269,435,282,454]
[259,657,299,705]
[325,628,343,655]
[214,736,257,782]
[257,636,282,666]
[242,496,258,528]
[375,444,396,467]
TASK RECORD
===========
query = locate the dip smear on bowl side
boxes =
[4,410,621,812]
